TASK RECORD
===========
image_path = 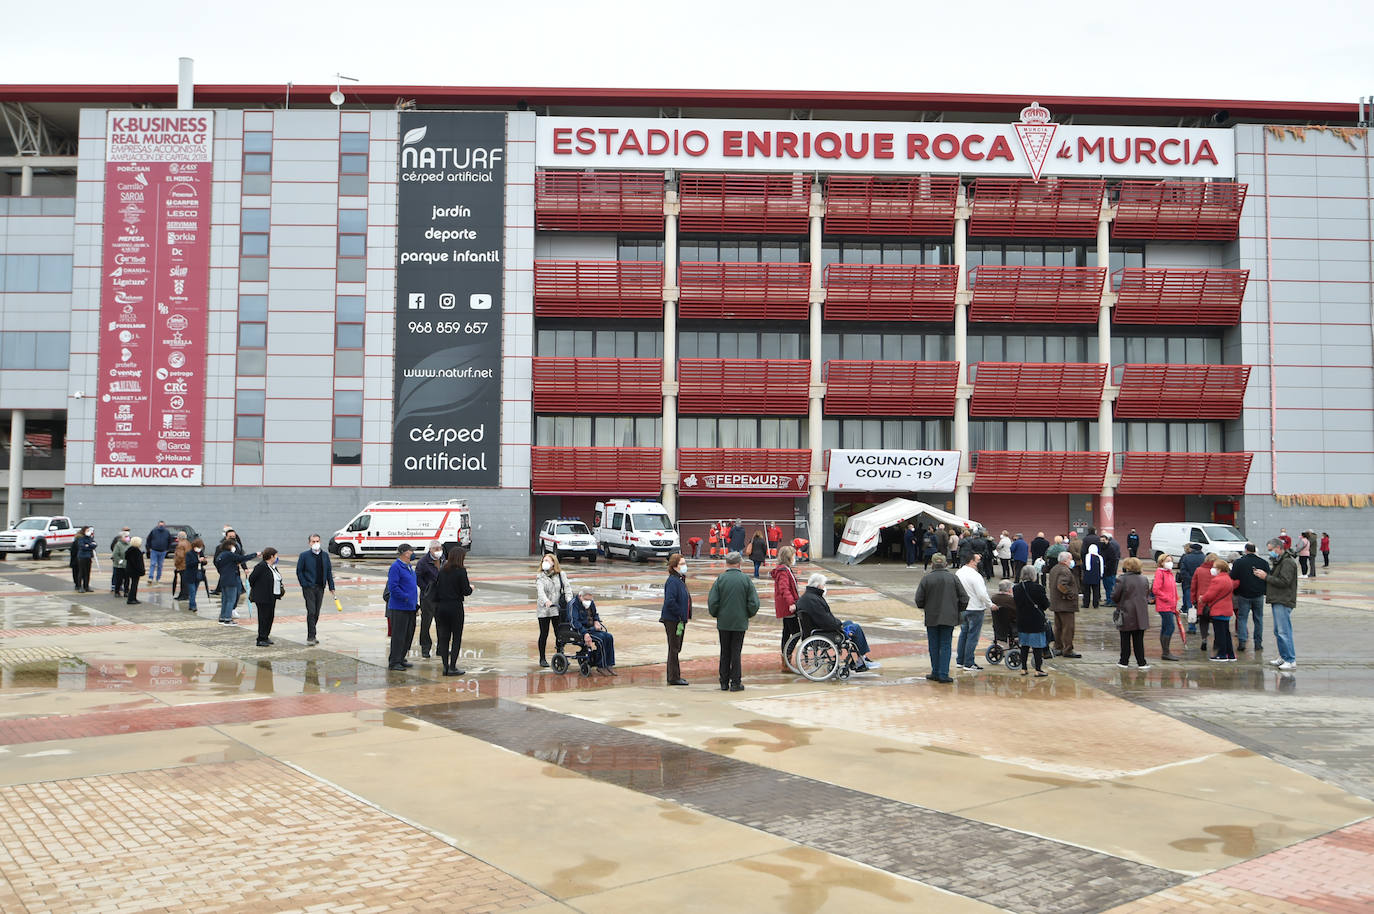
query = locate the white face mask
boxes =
[542,560,553,572]
[1210,567,1219,576]
[678,563,688,574]
[1164,562,1174,570]
[1067,560,1075,569]
[310,543,322,553]
[432,549,443,558]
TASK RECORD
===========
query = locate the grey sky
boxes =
[4,0,1371,106]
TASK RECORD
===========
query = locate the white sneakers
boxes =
[864,659,882,670]
[1278,661,1297,671]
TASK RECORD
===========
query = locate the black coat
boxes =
[1030,536,1050,562]
[1102,540,1120,576]
[124,547,146,579]
[432,567,472,607]
[248,560,282,605]
[795,586,842,634]
[1012,580,1050,633]
[748,536,767,563]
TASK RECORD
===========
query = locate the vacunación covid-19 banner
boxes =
[393,111,506,486]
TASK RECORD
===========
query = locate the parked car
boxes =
[538,518,599,563]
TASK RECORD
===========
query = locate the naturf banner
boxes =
[93,111,213,486]
[392,111,506,486]
[827,450,961,492]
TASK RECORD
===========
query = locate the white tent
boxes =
[835,498,982,565]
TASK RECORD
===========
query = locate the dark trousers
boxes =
[587,630,616,668]
[1322,550,1330,568]
[1082,579,1100,609]
[1000,558,1012,578]
[1012,559,1025,580]
[302,586,325,639]
[537,616,555,661]
[112,567,126,595]
[663,621,684,682]
[1212,616,1235,658]
[171,568,182,597]
[435,603,465,669]
[1298,555,1309,575]
[418,595,435,654]
[76,558,92,590]
[1018,644,1045,671]
[1119,629,1146,666]
[256,599,276,642]
[718,629,745,688]
[387,610,416,665]
[125,577,140,603]
[780,614,800,655]
[926,625,953,679]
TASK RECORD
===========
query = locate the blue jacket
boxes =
[145,525,173,553]
[1011,537,1030,563]
[296,549,335,590]
[659,573,691,623]
[75,535,97,560]
[386,558,418,611]
[566,596,602,634]
[214,546,255,578]
[1178,548,1207,589]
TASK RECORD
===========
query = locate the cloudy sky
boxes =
[4,0,1370,105]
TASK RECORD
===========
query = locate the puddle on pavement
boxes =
[1169,824,1269,857]
[548,855,621,896]
[737,846,914,913]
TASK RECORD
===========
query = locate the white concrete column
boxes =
[661,183,680,518]
[953,184,971,518]
[19,165,33,197]
[1096,197,1116,535]
[7,410,25,529]
[806,185,826,553]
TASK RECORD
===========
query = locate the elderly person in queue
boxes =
[915,553,966,683]
[795,572,879,672]
[1200,558,1239,661]
[566,586,616,676]
[1047,550,1081,658]
[1191,553,1218,654]
[708,551,759,692]
[771,545,802,671]
[955,551,994,673]
[660,553,692,686]
[1111,557,1151,669]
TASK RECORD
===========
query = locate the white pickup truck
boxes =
[0,515,78,559]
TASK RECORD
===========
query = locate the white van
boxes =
[593,499,680,562]
[1149,522,1249,563]
[330,499,471,559]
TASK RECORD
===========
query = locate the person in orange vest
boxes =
[708,523,720,557]
[792,537,810,562]
[767,522,782,559]
[688,536,702,558]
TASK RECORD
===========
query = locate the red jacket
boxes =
[1191,564,1214,617]
[1200,573,1238,618]
[770,562,801,618]
[1151,569,1178,614]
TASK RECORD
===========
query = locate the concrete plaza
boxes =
[1,550,1371,913]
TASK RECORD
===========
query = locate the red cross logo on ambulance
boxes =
[1013,102,1057,181]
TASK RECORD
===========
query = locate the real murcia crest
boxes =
[1014,102,1058,181]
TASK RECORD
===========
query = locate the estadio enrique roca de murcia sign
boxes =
[535,104,1234,179]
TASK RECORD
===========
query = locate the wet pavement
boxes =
[0,553,1371,913]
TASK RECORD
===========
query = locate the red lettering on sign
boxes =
[747,131,771,157]
[683,130,709,157]
[932,134,959,161]
[552,127,572,154]
[575,128,596,155]
[618,131,643,155]
[815,132,842,159]
[907,133,929,159]
[1135,138,1157,164]
[723,130,743,157]
[962,134,985,161]
[986,135,1015,161]
[1078,137,1105,162]
[647,130,670,155]
[844,132,869,158]
[1194,139,1218,165]
[776,131,798,157]
[1158,138,1181,165]
[874,133,894,159]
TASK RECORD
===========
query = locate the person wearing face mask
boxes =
[1229,543,1268,653]
[1199,559,1238,661]
[535,555,573,669]
[660,553,692,686]
[183,538,208,614]
[123,536,146,605]
[1253,538,1299,671]
[1046,550,1081,657]
[295,534,335,646]
[110,528,131,597]
[74,526,97,593]
[248,548,286,647]
[414,540,444,659]
[214,537,258,624]
[1152,554,1181,660]
[385,544,420,670]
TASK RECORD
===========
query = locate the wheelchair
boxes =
[783,630,803,674]
[794,630,866,682]
[549,616,596,676]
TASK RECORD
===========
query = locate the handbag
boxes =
[1111,606,1126,630]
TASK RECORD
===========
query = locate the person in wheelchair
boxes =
[566,586,617,677]
[794,573,881,672]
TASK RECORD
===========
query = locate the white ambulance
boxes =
[329,499,471,559]
[593,499,680,562]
